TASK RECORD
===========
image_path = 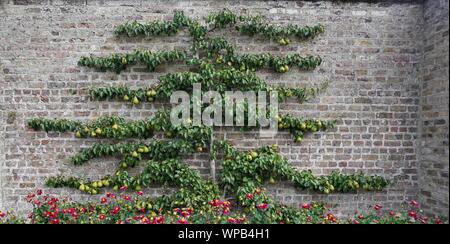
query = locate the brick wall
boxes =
[419,0,449,218]
[0,0,447,217]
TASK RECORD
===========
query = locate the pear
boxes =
[79,184,86,191]
[271,144,278,151]
[251,151,258,158]
[121,57,127,65]
[75,131,82,138]
[132,96,140,105]
[269,177,275,184]
[123,95,130,101]
[95,128,102,135]
[112,124,119,130]
[102,180,110,187]
[131,151,139,158]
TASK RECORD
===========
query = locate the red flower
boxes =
[301,203,311,210]
[223,208,230,215]
[156,216,164,224]
[136,191,144,196]
[227,217,236,224]
[33,200,41,206]
[435,218,442,224]
[209,199,222,207]
[327,213,337,223]
[0,211,6,218]
[246,193,254,200]
[223,201,231,208]
[358,214,364,220]
[353,219,360,224]
[177,217,189,224]
[389,211,396,216]
[36,189,42,195]
[255,188,262,195]
[374,204,382,211]
[181,211,190,217]
[106,192,116,198]
[100,197,107,204]
[99,214,106,221]
[257,203,268,210]
[410,200,419,207]
[50,219,60,224]
[111,206,121,215]
[408,211,417,219]
[123,195,131,201]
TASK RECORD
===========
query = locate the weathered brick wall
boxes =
[419,0,449,218]
[0,0,446,217]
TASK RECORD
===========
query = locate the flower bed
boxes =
[0,189,445,224]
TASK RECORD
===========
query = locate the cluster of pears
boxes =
[120,145,150,169]
[245,150,259,161]
[278,38,290,46]
[277,64,290,73]
[75,126,104,138]
[276,116,324,142]
[78,179,111,195]
[122,89,157,105]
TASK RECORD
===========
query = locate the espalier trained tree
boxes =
[28,9,389,222]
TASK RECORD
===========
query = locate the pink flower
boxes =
[123,195,131,201]
[99,214,106,221]
[36,189,42,195]
[120,186,128,191]
[410,200,419,207]
[223,208,230,215]
[307,216,312,222]
[0,211,6,218]
[227,217,236,224]
[246,193,254,200]
[181,211,190,217]
[301,203,311,210]
[374,204,382,211]
[353,219,360,224]
[33,200,41,206]
[389,211,396,216]
[358,215,364,220]
[408,211,417,219]
[136,191,144,196]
